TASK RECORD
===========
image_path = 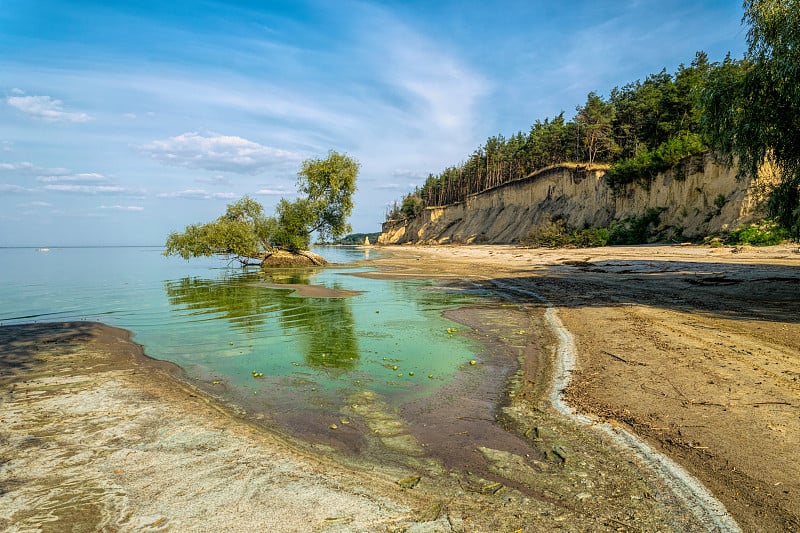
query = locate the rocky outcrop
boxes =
[261,249,327,268]
[378,154,775,245]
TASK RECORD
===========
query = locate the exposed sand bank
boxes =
[365,244,800,532]
[254,282,363,298]
[1,243,798,531]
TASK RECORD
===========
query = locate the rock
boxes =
[551,445,570,464]
[397,475,421,489]
[416,501,444,522]
[261,249,327,268]
[480,481,504,495]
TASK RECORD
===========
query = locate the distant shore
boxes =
[1,243,798,531]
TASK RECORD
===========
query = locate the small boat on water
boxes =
[36,248,51,252]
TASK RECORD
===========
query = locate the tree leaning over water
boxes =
[701,0,800,238]
[164,150,359,265]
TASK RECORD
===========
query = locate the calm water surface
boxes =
[0,246,480,411]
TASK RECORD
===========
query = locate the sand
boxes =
[366,243,800,532]
[1,243,798,532]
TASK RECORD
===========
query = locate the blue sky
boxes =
[1,0,746,246]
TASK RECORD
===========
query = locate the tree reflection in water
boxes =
[164,269,359,374]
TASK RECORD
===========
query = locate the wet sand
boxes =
[1,243,798,531]
[254,282,364,298]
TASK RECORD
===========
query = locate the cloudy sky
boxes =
[1,0,746,246]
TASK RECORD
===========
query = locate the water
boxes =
[0,246,480,412]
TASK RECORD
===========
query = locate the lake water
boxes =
[0,246,481,420]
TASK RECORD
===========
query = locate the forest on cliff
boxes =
[387,0,799,240]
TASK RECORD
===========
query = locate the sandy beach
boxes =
[2,244,798,532]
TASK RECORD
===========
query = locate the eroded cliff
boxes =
[379,154,773,245]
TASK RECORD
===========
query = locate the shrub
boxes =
[606,149,657,192]
[522,220,609,248]
[725,221,790,246]
[523,219,574,248]
[572,227,610,247]
[606,132,706,192]
[607,208,664,245]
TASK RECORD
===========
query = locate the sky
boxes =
[0,0,747,246]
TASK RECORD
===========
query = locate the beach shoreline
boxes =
[366,243,800,532]
[1,243,798,531]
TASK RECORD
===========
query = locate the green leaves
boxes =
[387,51,719,217]
[606,131,706,191]
[275,198,312,252]
[164,151,360,262]
[400,195,424,218]
[700,0,800,239]
[163,196,267,263]
[575,92,618,165]
[297,150,359,242]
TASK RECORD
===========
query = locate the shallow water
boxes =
[0,246,480,411]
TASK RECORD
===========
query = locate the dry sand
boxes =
[1,243,798,532]
[365,243,800,532]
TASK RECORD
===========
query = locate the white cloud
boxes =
[37,172,109,184]
[366,16,489,136]
[43,184,128,194]
[196,174,232,185]
[19,201,52,207]
[123,113,137,119]
[10,88,25,95]
[0,184,33,193]
[0,162,34,171]
[254,187,295,196]
[157,189,237,200]
[99,205,144,211]
[141,132,300,174]
[374,182,403,190]
[6,95,91,123]
[1,141,12,152]
[373,169,426,190]
[0,161,69,175]
[0,162,142,197]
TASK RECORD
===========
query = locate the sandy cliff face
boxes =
[379,154,773,244]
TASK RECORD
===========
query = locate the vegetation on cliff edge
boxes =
[386,53,713,217]
[387,0,799,241]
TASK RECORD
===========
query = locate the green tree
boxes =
[297,150,360,242]
[575,92,619,165]
[165,151,360,262]
[164,196,276,265]
[400,194,424,218]
[701,0,800,238]
[274,198,313,252]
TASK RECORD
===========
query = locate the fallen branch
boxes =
[602,350,647,366]
[602,350,629,363]
[692,400,727,407]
